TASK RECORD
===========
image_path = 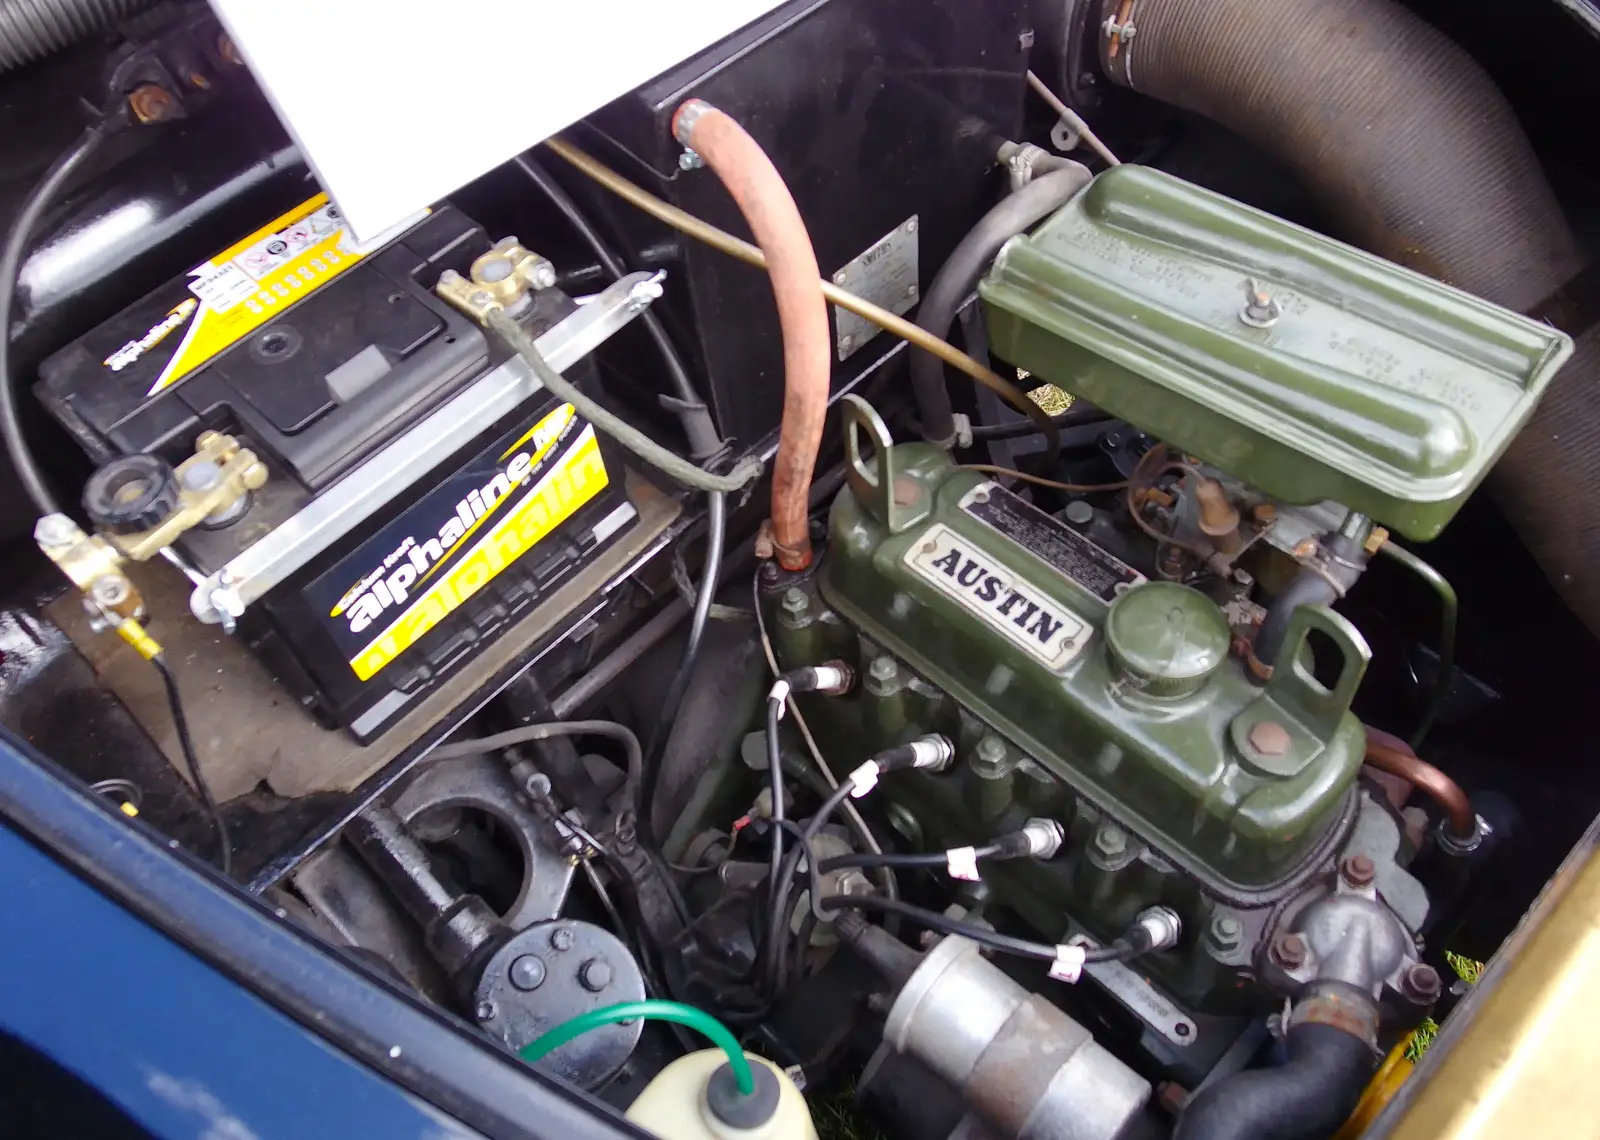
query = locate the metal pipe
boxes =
[1025,70,1121,167]
[671,100,828,570]
[543,138,1060,447]
[1377,540,1458,751]
[1364,733,1475,842]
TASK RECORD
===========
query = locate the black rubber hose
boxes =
[910,163,1092,451]
[1173,1023,1375,1140]
[1,119,117,516]
[1253,571,1340,671]
[1093,0,1600,638]
[0,0,152,72]
[512,155,722,460]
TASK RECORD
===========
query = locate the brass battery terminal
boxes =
[34,513,162,660]
[436,237,556,323]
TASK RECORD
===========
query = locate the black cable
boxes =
[640,487,726,828]
[511,154,706,416]
[764,693,786,917]
[149,655,232,876]
[764,779,856,994]
[817,844,1004,873]
[818,895,1141,965]
[1,118,118,516]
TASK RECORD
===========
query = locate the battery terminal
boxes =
[437,237,556,324]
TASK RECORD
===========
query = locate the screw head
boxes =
[868,656,898,682]
[840,335,854,352]
[128,84,179,123]
[1093,823,1128,858]
[780,587,808,615]
[1403,962,1442,1003]
[833,269,849,285]
[678,148,704,171]
[1340,853,1377,889]
[549,926,576,952]
[508,955,547,991]
[578,958,614,992]
[1272,932,1308,970]
[975,735,1007,766]
[470,290,493,307]
[1248,721,1292,758]
[474,1000,496,1022]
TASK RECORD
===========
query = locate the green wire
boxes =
[518,999,754,1095]
[1378,541,1458,751]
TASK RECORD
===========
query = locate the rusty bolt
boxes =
[1402,962,1442,1004]
[128,84,179,123]
[1271,932,1308,970]
[1251,503,1278,526]
[1340,854,1377,890]
[217,33,243,65]
[1156,1082,1191,1116]
[1248,721,1292,758]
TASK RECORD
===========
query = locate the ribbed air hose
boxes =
[1098,0,1600,636]
[0,0,151,72]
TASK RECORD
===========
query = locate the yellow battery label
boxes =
[145,193,400,396]
[344,421,610,681]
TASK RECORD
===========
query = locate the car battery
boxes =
[36,194,640,741]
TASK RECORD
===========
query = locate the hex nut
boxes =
[1340,854,1377,890]
[1209,914,1243,952]
[1093,823,1128,858]
[1403,962,1442,1003]
[1248,721,1292,758]
[474,1000,496,1022]
[780,588,809,616]
[549,926,576,952]
[868,656,897,682]
[1272,932,1308,970]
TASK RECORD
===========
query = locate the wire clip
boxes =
[1049,943,1088,983]
[847,761,882,798]
[946,846,981,882]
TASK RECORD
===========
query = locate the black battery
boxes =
[36,195,637,741]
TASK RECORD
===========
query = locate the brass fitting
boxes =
[108,433,268,561]
[34,515,161,659]
[436,237,556,325]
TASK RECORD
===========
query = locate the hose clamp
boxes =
[672,98,715,146]
[1435,812,1493,857]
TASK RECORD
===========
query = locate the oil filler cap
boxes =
[1105,582,1230,698]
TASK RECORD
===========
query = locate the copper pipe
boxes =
[542,138,1061,448]
[672,100,828,571]
[1364,728,1475,841]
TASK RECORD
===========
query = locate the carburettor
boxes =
[764,398,1433,1063]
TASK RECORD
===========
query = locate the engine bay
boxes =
[3,1,1600,1138]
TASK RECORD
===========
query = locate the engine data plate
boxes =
[904,522,1089,671]
[959,482,1145,604]
[832,215,919,360]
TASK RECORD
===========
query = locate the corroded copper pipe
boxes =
[1364,727,1475,841]
[673,100,829,570]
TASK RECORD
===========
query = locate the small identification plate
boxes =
[1071,934,1197,1046]
[904,523,1089,671]
[833,216,919,361]
[960,482,1145,604]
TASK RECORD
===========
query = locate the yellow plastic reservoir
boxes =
[626,1050,817,1140]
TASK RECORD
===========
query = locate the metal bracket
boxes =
[841,394,929,535]
[1232,606,1371,776]
[189,271,664,625]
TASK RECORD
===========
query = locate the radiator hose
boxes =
[1173,1023,1374,1140]
[1095,0,1600,638]
[0,0,152,72]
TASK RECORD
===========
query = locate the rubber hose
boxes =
[1174,1023,1375,1140]
[1252,569,1340,671]
[1094,0,1600,637]
[673,99,829,571]
[0,0,151,72]
[911,162,1092,448]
